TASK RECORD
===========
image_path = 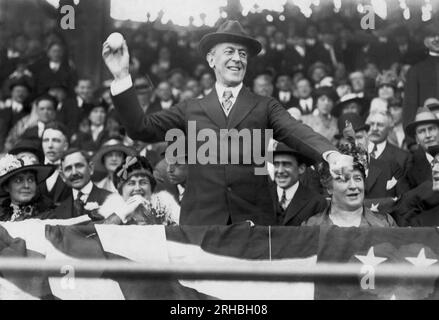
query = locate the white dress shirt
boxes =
[279,91,291,103]
[44,158,61,192]
[160,100,173,110]
[177,184,185,203]
[37,121,45,138]
[72,181,94,203]
[427,152,434,165]
[90,124,104,141]
[393,123,405,148]
[299,97,313,113]
[368,140,386,159]
[76,96,84,108]
[215,82,243,116]
[276,182,299,209]
[49,61,61,72]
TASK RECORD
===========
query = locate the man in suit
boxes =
[53,148,111,219]
[57,78,94,136]
[391,145,439,227]
[405,107,439,188]
[156,152,188,205]
[366,111,410,174]
[337,113,409,199]
[102,20,350,226]
[403,18,439,127]
[274,73,295,109]
[271,142,326,226]
[39,121,71,205]
[295,78,314,115]
[147,81,177,115]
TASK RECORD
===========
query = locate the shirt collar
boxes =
[44,158,61,166]
[215,82,243,101]
[77,96,84,107]
[429,51,439,57]
[177,184,185,195]
[277,181,299,202]
[426,152,434,164]
[368,140,386,157]
[72,181,93,200]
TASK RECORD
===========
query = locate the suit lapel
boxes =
[283,184,308,225]
[366,164,381,194]
[53,176,66,203]
[198,88,227,128]
[227,87,259,129]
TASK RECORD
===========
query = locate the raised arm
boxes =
[102,40,186,142]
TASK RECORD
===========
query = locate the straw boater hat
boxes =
[0,154,55,197]
[405,107,439,139]
[273,142,315,166]
[198,20,262,57]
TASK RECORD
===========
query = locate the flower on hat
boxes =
[0,154,23,177]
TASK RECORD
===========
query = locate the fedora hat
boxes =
[92,137,136,173]
[273,142,314,166]
[0,154,55,197]
[199,20,262,57]
[334,113,370,140]
[405,107,439,139]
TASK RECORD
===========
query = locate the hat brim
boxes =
[0,165,55,197]
[199,32,262,57]
[9,146,44,163]
[405,119,439,139]
[332,98,367,117]
[92,145,136,173]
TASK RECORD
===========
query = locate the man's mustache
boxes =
[69,174,83,181]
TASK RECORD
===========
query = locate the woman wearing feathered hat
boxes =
[0,154,56,221]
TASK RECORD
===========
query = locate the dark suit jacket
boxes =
[377,142,410,175]
[147,98,177,115]
[71,129,110,155]
[112,85,336,226]
[57,97,86,136]
[38,173,71,206]
[366,158,410,199]
[403,55,439,126]
[406,148,432,189]
[391,181,439,227]
[52,184,111,219]
[29,58,76,95]
[270,182,327,226]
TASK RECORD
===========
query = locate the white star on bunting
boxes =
[355,247,387,267]
[405,248,437,267]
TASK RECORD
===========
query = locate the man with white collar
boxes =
[366,111,410,175]
[295,78,314,115]
[103,20,351,226]
[405,107,439,188]
[54,148,111,219]
[403,18,439,127]
[271,143,326,226]
[38,121,71,205]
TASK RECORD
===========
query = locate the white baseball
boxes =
[106,32,124,51]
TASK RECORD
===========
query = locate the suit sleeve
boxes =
[112,87,187,143]
[402,65,419,127]
[268,98,336,161]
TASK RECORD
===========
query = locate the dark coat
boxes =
[37,173,71,206]
[0,194,57,221]
[366,158,410,199]
[112,85,336,226]
[270,181,327,226]
[57,97,86,136]
[403,55,439,126]
[71,129,110,156]
[52,184,111,219]
[391,181,439,227]
[0,106,29,152]
[406,148,432,189]
[146,98,177,115]
[377,142,411,175]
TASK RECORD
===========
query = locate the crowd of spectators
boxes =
[1,10,439,228]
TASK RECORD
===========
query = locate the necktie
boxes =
[280,189,287,211]
[73,191,85,216]
[370,143,378,159]
[221,90,233,114]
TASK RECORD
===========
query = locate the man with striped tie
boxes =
[103,20,352,226]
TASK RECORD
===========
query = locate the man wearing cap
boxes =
[271,142,327,226]
[103,20,351,226]
[405,107,439,188]
[391,145,439,226]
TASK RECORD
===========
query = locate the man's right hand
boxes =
[102,40,130,81]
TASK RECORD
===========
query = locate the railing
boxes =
[0,258,437,282]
